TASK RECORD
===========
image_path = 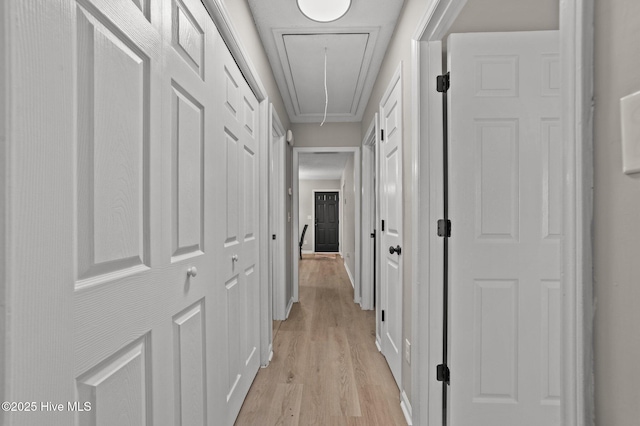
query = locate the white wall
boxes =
[291,122,361,148]
[298,179,341,253]
[447,0,558,35]
[340,155,356,285]
[594,0,640,423]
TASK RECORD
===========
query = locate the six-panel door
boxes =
[5,0,261,425]
[448,31,562,426]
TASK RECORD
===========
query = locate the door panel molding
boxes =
[410,0,594,425]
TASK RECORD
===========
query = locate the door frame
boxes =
[269,105,287,324]
[292,147,361,305]
[201,0,272,367]
[311,189,342,254]
[360,115,379,310]
[409,0,594,425]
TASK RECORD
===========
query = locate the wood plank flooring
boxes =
[235,254,407,426]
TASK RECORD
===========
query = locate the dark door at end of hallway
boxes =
[315,192,339,252]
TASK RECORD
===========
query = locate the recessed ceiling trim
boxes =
[283,33,369,115]
[272,27,379,123]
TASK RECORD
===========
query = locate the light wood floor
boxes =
[235,254,407,425]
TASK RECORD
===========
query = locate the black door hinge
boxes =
[370,229,376,238]
[381,129,384,141]
[381,310,385,322]
[437,219,451,238]
[436,364,450,383]
[437,73,450,93]
[381,220,385,232]
[272,234,276,240]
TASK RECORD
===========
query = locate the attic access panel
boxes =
[281,32,371,118]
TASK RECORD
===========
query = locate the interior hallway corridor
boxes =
[235,254,407,425]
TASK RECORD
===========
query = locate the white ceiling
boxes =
[247,0,404,123]
[299,152,351,180]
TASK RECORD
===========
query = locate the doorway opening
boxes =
[292,148,361,305]
[410,0,593,424]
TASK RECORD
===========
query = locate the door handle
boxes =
[187,266,198,278]
[389,245,402,255]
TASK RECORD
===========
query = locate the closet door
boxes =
[211,33,262,425]
[3,1,262,425]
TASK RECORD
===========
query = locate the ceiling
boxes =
[247,0,405,123]
[299,152,351,180]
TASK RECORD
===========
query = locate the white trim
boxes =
[258,100,270,367]
[380,63,403,109]
[271,27,380,123]
[374,115,382,346]
[301,250,313,255]
[201,0,266,100]
[410,0,594,425]
[360,116,377,310]
[411,37,446,426]
[340,181,345,259]
[285,297,294,319]
[344,259,355,289]
[269,105,287,323]
[293,147,361,308]
[560,1,595,424]
[400,391,413,426]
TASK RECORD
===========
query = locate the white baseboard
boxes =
[262,344,273,368]
[400,390,413,425]
[344,260,355,288]
[285,297,294,319]
[301,249,313,254]
[375,338,382,352]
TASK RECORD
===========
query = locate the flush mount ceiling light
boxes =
[297,0,351,22]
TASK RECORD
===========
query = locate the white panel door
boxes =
[379,70,403,388]
[448,31,561,426]
[164,0,220,424]
[4,0,261,425]
[213,37,262,425]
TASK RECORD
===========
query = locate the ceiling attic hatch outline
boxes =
[273,27,379,123]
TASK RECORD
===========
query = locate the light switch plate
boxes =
[621,90,640,174]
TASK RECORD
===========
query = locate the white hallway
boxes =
[1,0,639,425]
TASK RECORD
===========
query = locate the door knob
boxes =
[232,254,239,262]
[187,266,198,277]
[389,245,402,255]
